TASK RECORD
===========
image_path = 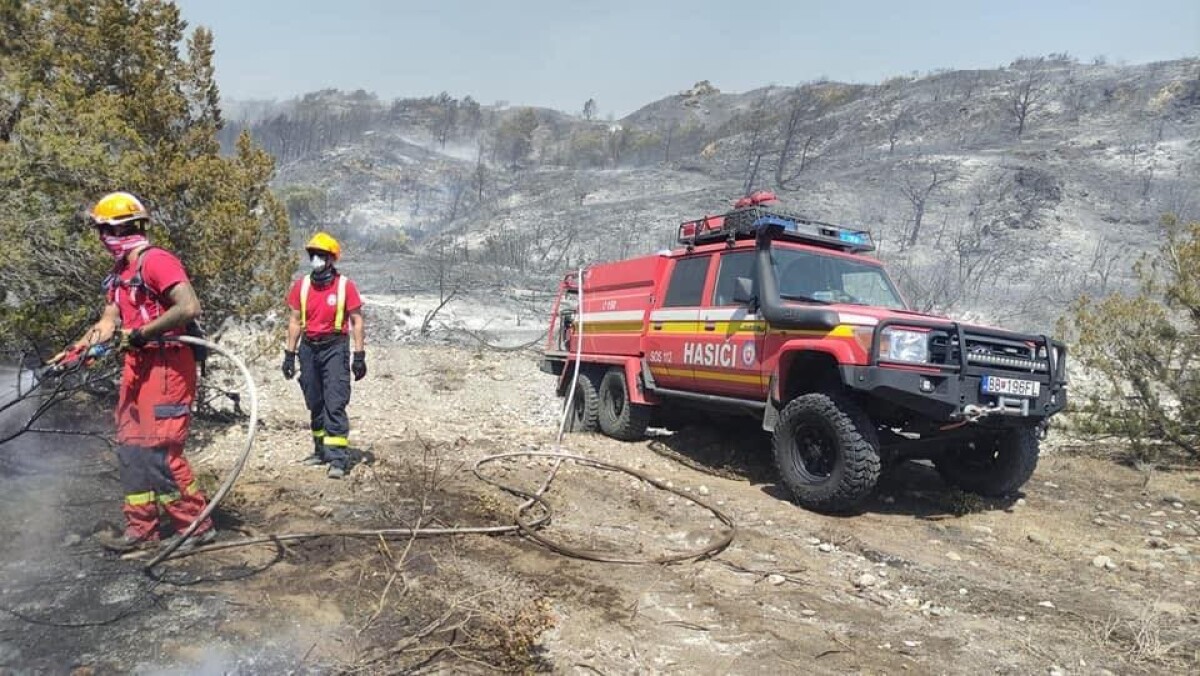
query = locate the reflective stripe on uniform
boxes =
[324,435,349,447]
[299,275,310,327]
[158,480,201,505]
[313,429,326,438]
[334,276,348,331]
[154,404,190,419]
[126,491,155,506]
[299,275,348,332]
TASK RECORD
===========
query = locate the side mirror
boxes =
[733,277,755,304]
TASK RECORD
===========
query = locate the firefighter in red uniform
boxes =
[282,233,366,479]
[53,192,216,552]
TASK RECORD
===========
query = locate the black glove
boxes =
[282,350,297,380]
[352,351,366,381]
[116,329,148,352]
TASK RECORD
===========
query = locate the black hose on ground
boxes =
[6,332,737,577]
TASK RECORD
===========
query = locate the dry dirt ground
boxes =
[1,343,1198,674]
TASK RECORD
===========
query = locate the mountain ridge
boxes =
[221,55,1200,331]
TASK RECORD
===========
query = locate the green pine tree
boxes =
[0,0,293,352]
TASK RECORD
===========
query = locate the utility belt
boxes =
[302,333,349,347]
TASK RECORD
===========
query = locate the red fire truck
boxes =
[542,193,1067,513]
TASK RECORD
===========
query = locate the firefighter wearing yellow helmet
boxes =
[283,232,366,479]
[53,191,216,552]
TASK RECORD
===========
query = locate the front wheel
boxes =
[772,392,881,513]
[935,427,1040,497]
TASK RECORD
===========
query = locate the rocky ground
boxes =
[0,342,1198,674]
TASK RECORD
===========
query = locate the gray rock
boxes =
[1153,600,1187,617]
[1027,532,1050,545]
[818,543,835,553]
[855,573,878,588]
[767,574,786,586]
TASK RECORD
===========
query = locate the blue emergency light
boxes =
[751,215,875,253]
[678,205,876,253]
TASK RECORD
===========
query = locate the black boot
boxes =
[301,438,326,466]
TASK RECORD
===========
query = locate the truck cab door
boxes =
[702,250,767,399]
[644,254,711,391]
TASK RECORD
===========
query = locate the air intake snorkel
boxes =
[753,218,840,331]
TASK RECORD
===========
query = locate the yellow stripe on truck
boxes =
[584,322,860,337]
[771,324,856,338]
[579,321,645,334]
[693,369,767,384]
[649,366,691,378]
[649,365,767,385]
[651,321,761,334]
[652,322,856,337]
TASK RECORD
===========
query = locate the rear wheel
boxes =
[598,368,652,441]
[935,427,1039,496]
[565,369,600,432]
[772,392,881,513]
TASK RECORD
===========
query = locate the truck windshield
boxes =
[773,247,906,310]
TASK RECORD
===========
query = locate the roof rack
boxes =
[677,205,876,253]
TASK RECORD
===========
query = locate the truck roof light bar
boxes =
[677,206,875,253]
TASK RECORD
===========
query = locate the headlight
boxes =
[880,327,929,363]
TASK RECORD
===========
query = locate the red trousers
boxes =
[115,346,211,539]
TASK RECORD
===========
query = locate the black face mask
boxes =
[308,251,335,286]
[311,263,335,287]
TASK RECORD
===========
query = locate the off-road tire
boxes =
[772,392,881,513]
[935,426,1040,497]
[565,369,600,433]
[598,368,652,441]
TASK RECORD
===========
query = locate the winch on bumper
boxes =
[840,319,1068,424]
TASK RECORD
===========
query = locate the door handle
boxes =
[703,321,716,331]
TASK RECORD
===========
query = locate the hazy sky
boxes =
[176,0,1199,118]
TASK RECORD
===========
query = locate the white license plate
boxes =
[981,375,1040,398]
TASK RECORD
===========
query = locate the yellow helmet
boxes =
[89,191,149,226]
[305,232,341,261]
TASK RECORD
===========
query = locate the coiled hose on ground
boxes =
[157,313,735,567]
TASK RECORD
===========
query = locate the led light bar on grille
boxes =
[966,353,1049,372]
